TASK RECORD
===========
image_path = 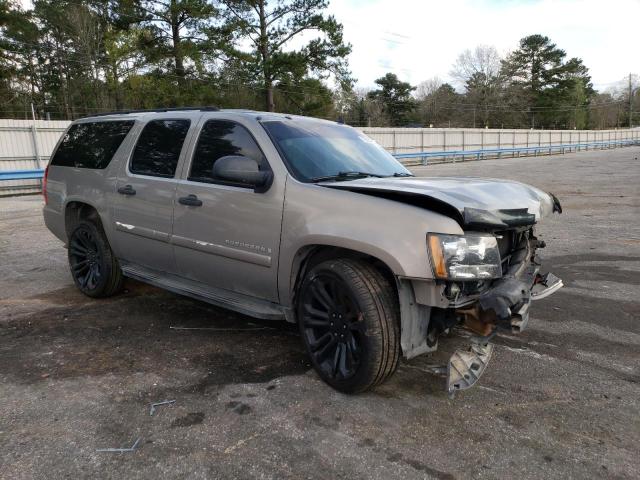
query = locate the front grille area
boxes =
[496,229,531,275]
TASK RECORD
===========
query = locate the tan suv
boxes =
[42,108,563,394]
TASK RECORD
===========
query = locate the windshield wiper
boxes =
[310,171,387,183]
[391,172,414,177]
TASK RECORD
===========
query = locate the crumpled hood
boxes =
[321,176,561,229]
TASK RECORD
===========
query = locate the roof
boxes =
[82,106,221,118]
[78,108,339,125]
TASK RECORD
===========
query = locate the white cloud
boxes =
[328,0,640,91]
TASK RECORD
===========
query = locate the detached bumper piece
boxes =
[446,340,493,397]
[531,272,564,300]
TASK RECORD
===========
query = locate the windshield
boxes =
[261,120,411,182]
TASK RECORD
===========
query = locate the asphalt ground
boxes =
[1,146,639,479]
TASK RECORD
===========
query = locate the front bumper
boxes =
[397,231,563,395]
[406,245,563,396]
[446,268,563,395]
[459,258,563,336]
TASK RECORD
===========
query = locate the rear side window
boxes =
[189,120,266,183]
[130,119,190,178]
[50,121,134,169]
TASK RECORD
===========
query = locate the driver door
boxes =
[172,117,283,302]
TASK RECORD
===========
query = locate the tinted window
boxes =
[130,119,190,177]
[262,120,410,182]
[51,121,134,169]
[189,120,266,183]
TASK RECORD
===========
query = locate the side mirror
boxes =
[212,155,271,190]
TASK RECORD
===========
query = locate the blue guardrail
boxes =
[0,169,46,181]
[392,139,640,164]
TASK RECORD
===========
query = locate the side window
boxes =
[130,119,190,178]
[189,120,266,183]
[51,121,134,169]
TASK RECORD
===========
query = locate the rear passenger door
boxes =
[112,118,192,273]
[172,118,284,302]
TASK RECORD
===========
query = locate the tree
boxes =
[218,0,351,112]
[368,73,415,126]
[337,87,387,127]
[451,45,501,88]
[587,92,617,129]
[415,77,442,126]
[275,76,335,118]
[595,75,639,128]
[501,35,566,94]
[0,0,40,117]
[415,76,443,102]
[121,0,218,80]
[450,45,503,127]
[4,4,620,128]
[501,34,594,128]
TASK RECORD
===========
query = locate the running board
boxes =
[120,262,286,320]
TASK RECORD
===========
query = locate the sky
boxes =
[15,0,640,92]
[326,0,640,92]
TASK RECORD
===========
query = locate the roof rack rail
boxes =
[84,106,219,118]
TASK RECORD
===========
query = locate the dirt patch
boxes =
[171,412,206,427]
[0,289,308,386]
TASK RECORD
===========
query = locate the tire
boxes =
[67,220,124,298]
[297,258,400,393]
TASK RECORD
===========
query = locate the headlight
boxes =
[428,233,502,280]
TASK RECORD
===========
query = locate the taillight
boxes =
[42,165,49,204]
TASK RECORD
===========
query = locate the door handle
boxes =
[117,185,136,196]
[178,194,203,207]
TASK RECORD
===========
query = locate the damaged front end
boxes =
[322,175,564,394]
[398,224,563,396]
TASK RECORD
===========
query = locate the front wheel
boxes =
[68,220,123,298]
[297,258,400,393]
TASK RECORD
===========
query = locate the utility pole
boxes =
[630,73,633,128]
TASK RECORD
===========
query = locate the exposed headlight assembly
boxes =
[428,234,502,280]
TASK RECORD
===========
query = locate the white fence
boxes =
[1,119,639,195]
[360,127,640,156]
[0,119,70,196]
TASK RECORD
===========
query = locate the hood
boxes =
[320,176,562,230]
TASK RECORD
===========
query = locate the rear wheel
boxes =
[68,221,123,298]
[297,258,400,393]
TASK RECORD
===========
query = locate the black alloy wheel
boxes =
[69,225,102,291]
[68,221,123,298]
[297,258,400,393]
[300,272,365,381]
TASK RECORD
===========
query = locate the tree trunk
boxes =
[258,1,274,111]
[265,79,274,112]
[172,27,185,78]
[170,1,185,80]
[56,51,71,119]
[112,61,122,110]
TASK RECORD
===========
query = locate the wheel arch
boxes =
[284,244,399,314]
[64,200,104,239]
